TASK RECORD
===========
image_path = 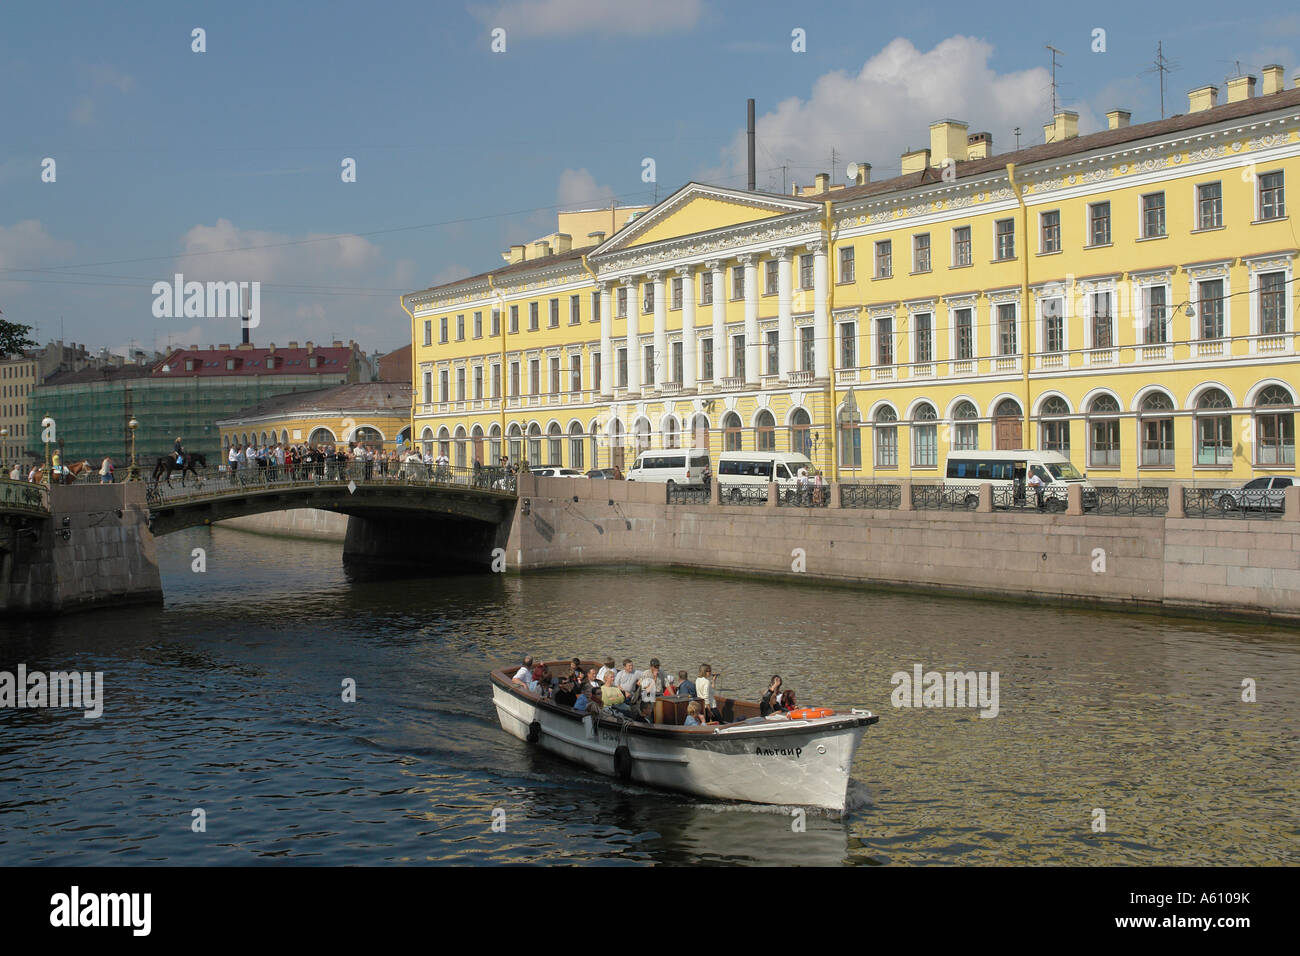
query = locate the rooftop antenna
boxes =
[1014,127,1022,150]
[1046,44,1065,117]
[1141,41,1179,119]
[830,147,839,185]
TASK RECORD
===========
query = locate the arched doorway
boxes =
[690,413,710,451]
[994,398,1022,449]
[789,408,811,457]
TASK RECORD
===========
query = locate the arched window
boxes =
[1040,396,1070,454]
[280,429,288,446]
[454,425,467,468]
[690,414,710,451]
[1087,395,1121,468]
[952,400,979,451]
[507,423,523,464]
[1255,385,1295,465]
[471,425,484,466]
[874,406,898,467]
[610,420,624,470]
[355,426,382,447]
[993,398,1022,449]
[309,427,334,448]
[1195,388,1233,466]
[723,412,743,451]
[527,422,542,466]
[489,423,502,464]
[547,422,563,466]
[569,422,585,470]
[789,408,811,458]
[633,418,651,455]
[420,426,434,457]
[756,409,776,451]
[1139,393,1174,467]
[438,426,451,461]
[663,416,680,449]
[911,403,937,467]
[589,420,601,471]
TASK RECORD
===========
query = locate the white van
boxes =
[716,451,814,488]
[626,448,710,487]
[944,449,1096,511]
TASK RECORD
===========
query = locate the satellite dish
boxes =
[846,163,858,182]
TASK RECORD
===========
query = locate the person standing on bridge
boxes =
[99,457,114,484]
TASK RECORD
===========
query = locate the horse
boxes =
[32,460,94,485]
[152,452,207,486]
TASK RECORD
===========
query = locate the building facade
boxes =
[216,382,412,455]
[406,72,1300,483]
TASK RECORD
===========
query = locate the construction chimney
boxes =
[551,233,572,254]
[1261,64,1285,96]
[966,133,992,160]
[1043,110,1079,143]
[1106,109,1132,129]
[1226,74,1256,103]
[929,119,970,168]
[814,172,830,193]
[900,147,931,175]
[1188,86,1218,113]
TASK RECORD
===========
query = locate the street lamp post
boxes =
[0,425,8,475]
[41,415,54,486]
[128,417,140,481]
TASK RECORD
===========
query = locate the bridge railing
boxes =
[145,461,516,507]
[0,476,50,516]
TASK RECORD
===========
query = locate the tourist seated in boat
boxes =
[683,702,703,726]
[760,676,784,716]
[637,659,663,718]
[614,659,641,700]
[601,671,631,714]
[777,687,796,712]
[596,657,616,683]
[662,673,677,697]
[677,670,696,698]
[512,656,539,694]
[696,664,720,721]
[532,661,555,696]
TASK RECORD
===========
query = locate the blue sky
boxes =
[2,0,1297,355]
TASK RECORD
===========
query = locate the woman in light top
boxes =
[696,664,719,721]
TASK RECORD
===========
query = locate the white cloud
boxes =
[471,0,703,37]
[0,220,74,273]
[704,36,1064,187]
[87,64,136,93]
[556,167,616,209]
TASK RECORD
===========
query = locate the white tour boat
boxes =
[491,661,877,815]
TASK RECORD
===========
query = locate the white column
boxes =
[623,277,640,394]
[680,266,697,391]
[709,260,726,384]
[599,282,613,398]
[742,253,759,385]
[812,240,830,380]
[776,247,793,381]
[651,270,666,390]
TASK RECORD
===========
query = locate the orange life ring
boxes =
[787,707,833,720]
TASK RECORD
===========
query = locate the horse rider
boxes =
[173,436,186,467]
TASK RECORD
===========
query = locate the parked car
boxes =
[1214,476,1296,512]
[586,468,622,479]
[532,467,586,479]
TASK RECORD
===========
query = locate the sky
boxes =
[2,0,1298,356]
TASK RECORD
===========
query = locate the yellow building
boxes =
[405,71,1300,484]
[216,382,412,456]
[1,353,38,469]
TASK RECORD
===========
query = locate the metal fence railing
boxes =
[839,483,902,510]
[0,477,50,516]
[912,485,980,511]
[666,483,710,505]
[1090,487,1169,516]
[719,483,770,506]
[1183,487,1284,519]
[775,484,831,508]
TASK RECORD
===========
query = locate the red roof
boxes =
[151,346,355,378]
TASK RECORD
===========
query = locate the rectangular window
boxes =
[701,272,713,305]
[1040,210,1060,253]
[671,277,683,310]
[955,308,974,360]
[840,426,862,467]
[701,338,713,381]
[440,317,448,343]
[548,299,558,328]
[914,313,932,363]
[913,234,931,273]
[1043,297,1064,352]
[1142,192,1166,238]
[423,370,432,403]
[570,295,581,325]
[875,240,892,278]
[529,302,539,331]
[1092,292,1113,348]
[764,260,778,295]
[1144,286,1168,343]
[510,305,519,334]
[616,287,627,317]
[671,341,683,383]
[591,291,600,323]
[1199,279,1224,338]
[644,344,655,384]
[732,334,745,378]
[617,348,628,387]
[765,329,779,374]
[473,366,483,400]
[799,254,814,289]
[800,326,814,371]
[591,351,600,393]
[995,219,1015,260]
[732,267,745,300]
[643,283,654,314]
[1260,271,1287,334]
[839,246,855,283]
[840,322,856,368]
[491,364,501,399]
[1089,201,1111,246]
[439,369,449,402]
[529,359,540,395]
[877,318,893,365]
[997,303,1017,354]
[550,356,560,393]
[474,311,483,338]
[491,309,501,336]
[423,320,431,347]
[875,425,897,468]
[1259,171,1286,220]
[1197,182,1223,230]
[456,314,465,340]
[953,226,972,267]
[456,367,466,400]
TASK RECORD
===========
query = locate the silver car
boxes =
[1215,476,1296,512]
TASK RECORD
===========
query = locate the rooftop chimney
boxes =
[1188,86,1218,113]
[929,119,970,168]
[966,133,992,160]
[189,343,197,350]
[900,147,931,175]
[332,340,343,348]
[288,341,298,349]
[814,172,830,193]
[1043,110,1079,143]
[1106,109,1132,129]
[1226,74,1256,103]
[1261,64,1285,96]
[532,240,552,259]
[551,233,572,254]
[507,244,527,264]
[587,230,606,245]
[849,162,870,185]
[218,343,230,350]
[305,341,314,353]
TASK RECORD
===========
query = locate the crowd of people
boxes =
[221,442,498,484]
[510,655,800,726]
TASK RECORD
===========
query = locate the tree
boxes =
[0,315,38,356]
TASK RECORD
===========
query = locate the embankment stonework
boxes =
[216,508,349,542]
[506,475,1300,623]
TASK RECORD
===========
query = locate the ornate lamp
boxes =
[128,417,140,481]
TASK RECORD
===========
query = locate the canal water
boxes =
[2,525,1297,866]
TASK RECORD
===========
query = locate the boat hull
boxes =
[492,681,873,814]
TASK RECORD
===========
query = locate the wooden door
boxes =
[995,417,1022,450]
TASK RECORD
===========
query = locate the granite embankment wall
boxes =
[216,508,348,542]
[505,475,1300,623]
[1,483,162,615]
